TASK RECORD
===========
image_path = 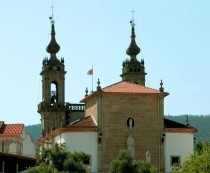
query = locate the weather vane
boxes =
[49,0,55,24]
[130,8,135,27]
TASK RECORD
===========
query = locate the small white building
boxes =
[38,116,98,173]
[0,121,36,157]
[164,118,197,172]
[0,121,36,172]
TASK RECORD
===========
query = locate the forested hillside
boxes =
[25,124,41,143]
[26,115,210,143]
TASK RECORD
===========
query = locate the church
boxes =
[37,16,197,173]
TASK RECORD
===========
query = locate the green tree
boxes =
[27,163,59,173]
[64,152,89,173]
[177,142,210,173]
[171,163,181,173]
[50,144,68,171]
[28,144,89,173]
[110,150,157,173]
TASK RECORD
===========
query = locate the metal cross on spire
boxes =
[130,8,135,27]
[49,0,55,24]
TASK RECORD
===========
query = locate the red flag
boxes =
[87,68,93,75]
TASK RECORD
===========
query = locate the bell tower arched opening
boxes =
[50,82,58,103]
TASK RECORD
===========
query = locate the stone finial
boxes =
[85,87,88,97]
[97,78,101,91]
[61,57,65,64]
[159,80,164,92]
[141,59,144,66]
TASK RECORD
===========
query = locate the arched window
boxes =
[51,82,58,103]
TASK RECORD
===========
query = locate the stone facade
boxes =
[84,91,166,172]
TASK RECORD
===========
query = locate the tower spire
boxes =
[126,9,140,60]
[46,23,60,55]
[38,2,66,135]
[46,1,60,61]
[120,10,146,86]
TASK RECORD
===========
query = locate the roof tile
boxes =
[0,124,24,135]
[102,81,163,94]
[81,81,169,103]
[65,116,97,128]
[164,118,197,133]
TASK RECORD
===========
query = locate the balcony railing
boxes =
[38,102,85,112]
[66,103,85,111]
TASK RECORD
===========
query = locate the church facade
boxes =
[80,80,167,171]
[38,17,197,173]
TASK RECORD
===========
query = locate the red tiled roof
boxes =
[81,81,169,103]
[164,118,197,133]
[0,124,24,135]
[102,81,164,94]
[38,116,97,146]
[65,116,97,128]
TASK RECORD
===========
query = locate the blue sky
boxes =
[0,0,210,125]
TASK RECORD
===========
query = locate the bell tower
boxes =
[38,18,66,136]
[120,18,147,85]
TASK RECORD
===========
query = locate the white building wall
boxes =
[23,134,36,157]
[8,142,17,154]
[165,132,194,173]
[0,131,36,157]
[55,132,98,173]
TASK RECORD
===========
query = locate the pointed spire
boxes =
[46,23,60,56]
[120,11,147,85]
[46,3,60,58]
[44,8,61,66]
[126,20,140,59]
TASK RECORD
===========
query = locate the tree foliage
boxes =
[63,152,89,173]
[27,163,59,173]
[182,142,210,173]
[172,142,210,173]
[28,144,89,173]
[110,150,157,173]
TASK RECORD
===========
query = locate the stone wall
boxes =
[99,94,164,172]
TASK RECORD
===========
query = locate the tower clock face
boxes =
[53,66,57,71]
